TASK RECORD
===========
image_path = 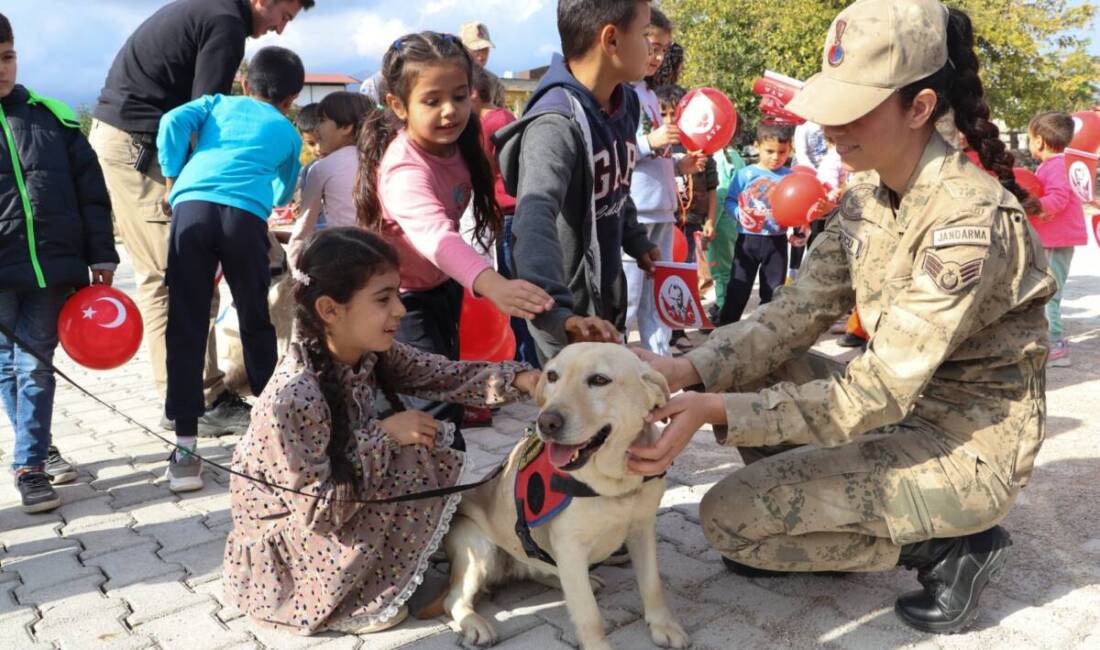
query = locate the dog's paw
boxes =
[589,573,606,593]
[649,619,691,649]
[458,613,498,646]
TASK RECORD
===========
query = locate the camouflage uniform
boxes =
[685,133,1057,572]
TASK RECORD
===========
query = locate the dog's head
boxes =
[534,343,669,481]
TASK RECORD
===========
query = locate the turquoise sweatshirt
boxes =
[157,94,301,220]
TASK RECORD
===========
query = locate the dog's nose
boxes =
[537,411,565,437]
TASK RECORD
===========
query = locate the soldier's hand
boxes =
[631,348,701,393]
[628,392,725,476]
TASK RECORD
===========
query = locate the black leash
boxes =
[0,319,505,505]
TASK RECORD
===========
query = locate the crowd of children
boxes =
[0,0,1096,637]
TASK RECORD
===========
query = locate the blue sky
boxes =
[4,0,561,108]
[5,1,1098,110]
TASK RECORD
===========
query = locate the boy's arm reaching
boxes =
[156,95,217,179]
[511,114,584,343]
[273,132,303,208]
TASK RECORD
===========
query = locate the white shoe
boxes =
[329,605,408,635]
[165,449,203,492]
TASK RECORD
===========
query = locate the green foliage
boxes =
[77,104,93,137]
[664,0,1099,131]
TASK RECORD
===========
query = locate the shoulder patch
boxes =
[932,225,991,248]
[839,184,877,220]
[922,250,985,293]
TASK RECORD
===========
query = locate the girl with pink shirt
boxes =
[1027,111,1088,367]
[354,32,552,447]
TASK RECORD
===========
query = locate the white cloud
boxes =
[247,9,412,74]
[421,0,545,22]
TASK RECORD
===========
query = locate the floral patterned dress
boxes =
[223,341,528,634]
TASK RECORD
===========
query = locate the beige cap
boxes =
[459,21,494,50]
[787,0,949,126]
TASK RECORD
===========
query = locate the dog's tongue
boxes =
[546,441,585,468]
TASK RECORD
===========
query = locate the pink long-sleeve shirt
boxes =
[379,131,490,292]
[1030,153,1087,248]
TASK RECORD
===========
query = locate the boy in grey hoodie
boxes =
[494,0,659,362]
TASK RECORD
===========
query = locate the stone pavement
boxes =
[1,242,1099,650]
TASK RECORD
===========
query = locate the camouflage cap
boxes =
[459,21,494,50]
[787,0,949,126]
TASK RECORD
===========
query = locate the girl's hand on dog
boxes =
[379,410,439,448]
[627,391,725,476]
[515,370,540,397]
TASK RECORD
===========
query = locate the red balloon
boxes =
[791,165,816,176]
[459,289,515,362]
[675,88,737,155]
[672,227,689,263]
[1070,111,1100,153]
[768,173,828,227]
[1013,167,1043,198]
[58,286,143,370]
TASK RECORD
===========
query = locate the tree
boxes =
[665,0,1100,131]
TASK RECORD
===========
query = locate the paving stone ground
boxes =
[1,240,1098,650]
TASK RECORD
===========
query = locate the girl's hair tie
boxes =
[292,268,312,287]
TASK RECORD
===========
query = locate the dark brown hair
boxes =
[557,0,650,60]
[0,12,12,43]
[318,91,375,135]
[898,7,1027,203]
[355,31,500,245]
[293,228,405,488]
[1028,111,1075,152]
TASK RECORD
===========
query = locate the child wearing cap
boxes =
[1026,111,1088,367]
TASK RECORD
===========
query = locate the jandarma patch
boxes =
[931,226,991,248]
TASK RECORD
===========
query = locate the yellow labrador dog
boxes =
[441,343,690,650]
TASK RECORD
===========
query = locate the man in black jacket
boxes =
[0,12,120,512]
[88,0,314,436]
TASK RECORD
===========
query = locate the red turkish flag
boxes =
[653,262,713,330]
[1065,147,1097,203]
[1091,213,1100,248]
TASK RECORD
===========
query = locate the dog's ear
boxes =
[534,367,550,407]
[639,365,670,410]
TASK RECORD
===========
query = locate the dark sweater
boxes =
[1,86,118,291]
[93,0,252,134]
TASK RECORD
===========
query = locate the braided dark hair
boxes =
[355,31,501,245]
[293,228,406,488]
[898,7,1027,204]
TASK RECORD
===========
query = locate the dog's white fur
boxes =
[442,343,690,650]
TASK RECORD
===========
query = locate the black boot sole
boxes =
[894,542,1009,634]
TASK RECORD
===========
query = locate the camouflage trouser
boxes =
[699,353,1019,573]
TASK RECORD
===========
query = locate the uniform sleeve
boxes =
[157,96,216,178]
[382,342,531,407]
[381,159,490,290]
[719,210,1013,449]
[191,17,246,98]
[260,381,400,534]
[65,128,119,268]
[685,210,855,393]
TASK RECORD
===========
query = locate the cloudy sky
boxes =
[4,0,561,108]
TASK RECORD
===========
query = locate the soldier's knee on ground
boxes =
[699,469,783,559]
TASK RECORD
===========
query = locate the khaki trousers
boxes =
[88,120,225,407]
[700,353,1018,572]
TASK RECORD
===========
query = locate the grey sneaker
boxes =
[198,392,252,437]
[166,448,203,492]
[16,470,61,513]
[1048,339,1071,368]
[45,446,78,484]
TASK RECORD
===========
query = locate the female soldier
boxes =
[629,0,1056,634]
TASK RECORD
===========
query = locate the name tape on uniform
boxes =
[932,226,991,248]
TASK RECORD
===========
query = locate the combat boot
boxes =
[894,525,1011,634]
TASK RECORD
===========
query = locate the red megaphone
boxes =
[752,75,800,105]
[758,97,806,125]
